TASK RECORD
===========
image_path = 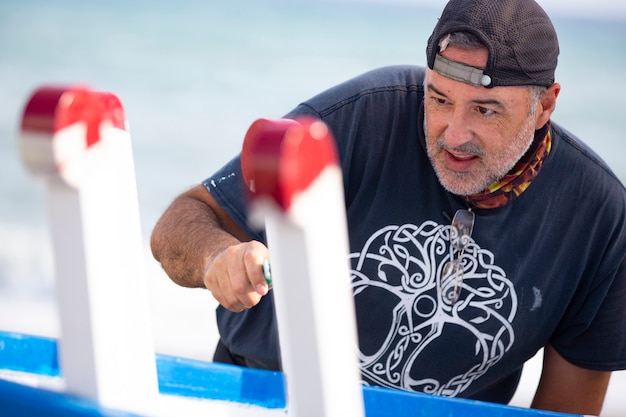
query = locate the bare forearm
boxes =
[150,187,241,289]
[152,184,270,311]
[531,344,611,416]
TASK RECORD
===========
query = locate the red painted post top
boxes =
[21,85,126,143]
[241,117,339,211]
[20,85,127,181]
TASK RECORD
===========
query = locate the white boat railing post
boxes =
[19,86,159,414]
[242,118,365,417]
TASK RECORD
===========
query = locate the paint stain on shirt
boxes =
[530,287,543,311]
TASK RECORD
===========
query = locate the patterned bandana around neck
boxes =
[464,122,552,209]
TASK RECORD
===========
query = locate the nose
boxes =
[443,109,473,149]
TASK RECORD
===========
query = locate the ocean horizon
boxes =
[1,1,625,414]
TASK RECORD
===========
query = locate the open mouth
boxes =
[444,150,479,172]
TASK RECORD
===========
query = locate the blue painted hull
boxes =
[0,331,577,417]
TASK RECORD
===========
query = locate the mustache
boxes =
[436,138,485,157]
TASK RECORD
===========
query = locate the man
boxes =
[150,0,626,414]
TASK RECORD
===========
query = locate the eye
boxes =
[430,96,447,106]
[477,106,495,116]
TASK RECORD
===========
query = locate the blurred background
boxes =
[1,0,625,414]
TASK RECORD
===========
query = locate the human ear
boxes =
[535,83,561,129]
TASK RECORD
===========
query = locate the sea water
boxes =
[0,0,625,413]
[1,0,625,291]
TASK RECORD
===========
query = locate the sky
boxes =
[513,0,626,19]
[345,0,626,20]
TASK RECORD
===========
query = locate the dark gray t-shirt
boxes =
[204,65,626,403]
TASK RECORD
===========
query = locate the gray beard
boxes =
[423,117,536,196]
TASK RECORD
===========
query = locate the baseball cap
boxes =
[426,0,559,88]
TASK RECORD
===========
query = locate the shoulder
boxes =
[551,122,626,192]
[327,64,427,93]
[287,65,426,119]
[547,121,626,253]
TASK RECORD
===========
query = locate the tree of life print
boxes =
[350,221,517,397]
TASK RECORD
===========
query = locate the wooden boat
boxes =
[0,86,578,417]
